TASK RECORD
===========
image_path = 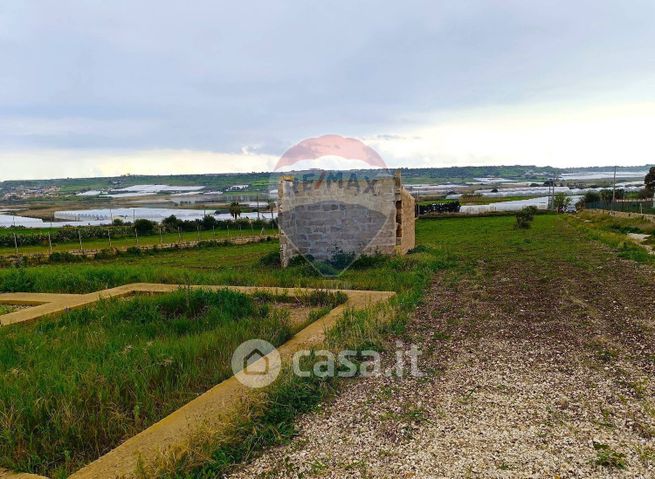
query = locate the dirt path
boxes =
[229,227,655,478]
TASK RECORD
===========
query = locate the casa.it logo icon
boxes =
[272,135,394,277]
[231,339,281,389]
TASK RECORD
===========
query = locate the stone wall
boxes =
[278,171,415,266]
[397,187,416,254]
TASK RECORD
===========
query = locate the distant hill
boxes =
[0,165,652,195]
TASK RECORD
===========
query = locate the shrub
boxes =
[1,267,34,292]
[259,251,281,267]
[328,248,356,270]
[351,254,388,269]
[584,191,600,205]
[593,442,627,469]
[288,255,309,267]
[49,251,81,263]
[515,206,537,229]
[94,249,116,260]
[134,218,155,235]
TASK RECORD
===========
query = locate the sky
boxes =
[1,0,654,180]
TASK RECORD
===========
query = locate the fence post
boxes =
[160,227,163,244]
[212,225,216,238]
[135,228,139,245]
[78,230,84,254]
[108,230,112,248]
[178,227,182,244]
[48,232,53,254]
[13,233,18,256]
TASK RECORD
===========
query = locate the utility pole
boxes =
[611,165,617,211]
[108,230,112,248]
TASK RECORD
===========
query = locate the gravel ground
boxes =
[229,243,655,478]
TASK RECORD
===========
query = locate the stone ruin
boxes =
[278,171,415,267]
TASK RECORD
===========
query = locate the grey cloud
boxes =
[0,0,654,159]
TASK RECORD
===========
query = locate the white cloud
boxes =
[368,101,655,168]
[1,101,654,181]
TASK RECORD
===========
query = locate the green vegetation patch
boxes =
[0,304,23,315]
[0,289,295,477]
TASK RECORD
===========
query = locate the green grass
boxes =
[0,286,346,478]
[2,214,645,477]
[418,195,541,207]
[459,195,542,205]
[564,212,655,265]
[0,227,278,256]
[0,289,294,477]
[0,304,21,315]
[593,442,627,469]
[0,233,449,296]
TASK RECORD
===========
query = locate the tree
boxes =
[134,218,155,235]
[583,191,601,205]
[599,189,614,204]
[162,215,181,232]
[201,214,217,229]
[229,202,242,220]
[553,193,571,212]
[645,167,655,195]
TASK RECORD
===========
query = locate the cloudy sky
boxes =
[1,0,654,180]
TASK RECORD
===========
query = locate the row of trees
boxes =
[0,225,137,248]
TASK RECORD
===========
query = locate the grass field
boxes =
[0,227,278,256]
[418,195,542,207]
[0,288,346,477]
[458,194,543,205]
[564,211,655,263]
[2,214,653,477]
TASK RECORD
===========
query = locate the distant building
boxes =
[227,184,250,191]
